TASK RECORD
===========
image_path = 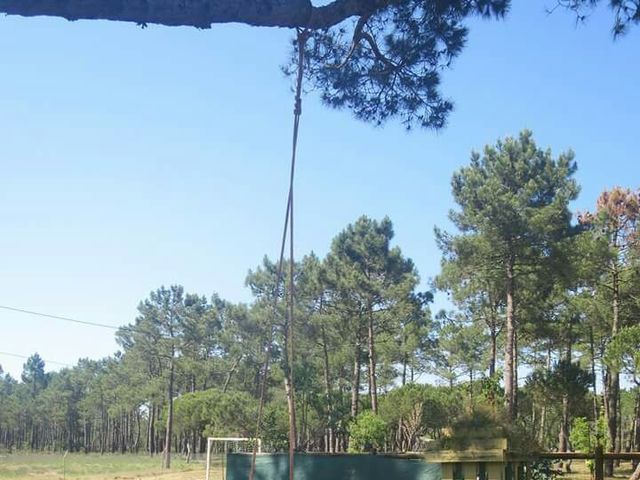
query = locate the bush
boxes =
[261,403,289,452]
[172,388,257,438]
[348,411,387,453]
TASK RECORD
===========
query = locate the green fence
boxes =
[226,453,442,480]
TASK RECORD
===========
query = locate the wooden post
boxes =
[595,445,604,480]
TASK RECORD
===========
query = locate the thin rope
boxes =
[287,26,310,480]
[247,194,289,480]
[248,28,308,480]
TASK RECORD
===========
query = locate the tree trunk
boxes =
[539,404,547,446]
[402,353,408,386]
[367,310,378,414]
[222,356,241,394]
[504,255,516,420]
[321,325,334,453]
[605,266,621,475]
[559,326,573,472]
[283,374,297,450]
[148,403,155,456]
[351,337,361,418]
[489,323,497,378]
[163,356,175,469]
[559,391,571,463]
[514,328,518,415]
[134,412,141,453]
[83,420,89,453]
[589,327,600,425]
[605,378,619,475]
[633,390,640,468]
[631,387,640,466]
[538,347,552,447]
[617,393,623,465]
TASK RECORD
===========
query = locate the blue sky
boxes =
[1,1,638,378]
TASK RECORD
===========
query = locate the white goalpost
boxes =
[205,437,262,480]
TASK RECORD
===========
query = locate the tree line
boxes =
[0,130,638,473]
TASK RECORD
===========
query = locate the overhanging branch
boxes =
[0,0,389,29]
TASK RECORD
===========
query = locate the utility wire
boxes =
[0,306,167,369]
[0,350,72,367]
[0,304,172,344]
[0,304,177,349]
[0,304,170,371]
[0,305,120,330]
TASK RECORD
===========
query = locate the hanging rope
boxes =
[248,27,309,480]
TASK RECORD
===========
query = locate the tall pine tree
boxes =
[438,130,579,419]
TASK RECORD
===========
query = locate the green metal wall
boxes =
[226,453,442,480]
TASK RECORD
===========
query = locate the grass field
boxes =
[0,453,223,480]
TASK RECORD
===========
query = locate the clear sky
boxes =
[0,1,638,379]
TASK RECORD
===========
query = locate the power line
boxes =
[0,304,169,340]
[0,305,121,330]
[0,307,125,372]
[0,351,72,367]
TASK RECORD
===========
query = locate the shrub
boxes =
[348,411,387,453]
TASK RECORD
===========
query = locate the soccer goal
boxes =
[205,437,262,480]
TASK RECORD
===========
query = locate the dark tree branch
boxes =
[0,0,392,29]
[553,0,640,36]
[360,31,397,69]
[326,13,370,69]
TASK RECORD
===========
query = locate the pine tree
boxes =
[439,130,579,419]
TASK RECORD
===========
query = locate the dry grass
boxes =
[0,453,222,480]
